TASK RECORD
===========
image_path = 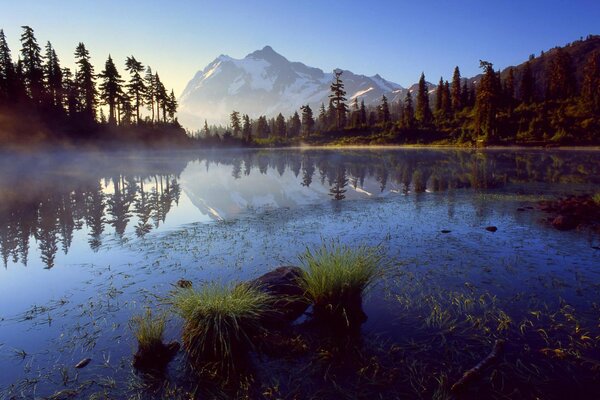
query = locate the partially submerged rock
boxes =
[485,226,498,232]
[540,195,600,232]
[247,266,308,324]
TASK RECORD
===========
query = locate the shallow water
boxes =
[0,148,599,399]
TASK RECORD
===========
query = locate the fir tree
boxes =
[475,60,500,141]
[275,113,286,137]
[300,104,315,136]
[435,77,444,113]
[20,26,44,104]
[451,66,462,111]
[144,66,155,122]
[359,99,367,125]
[289,111,301,137]
[167,89,177,122]
[242,114,252,141]
[154,73,167,122]
[520,61,534,103]
[62,67,78,116]
[318,102,327,129]
[43,42,62,108]
[74,42,97,121]
[125,56,145,123]
[256,115,269,138]
[415,72,432,126]
[378,94,390,124]
[98,55,124,124]
[0,29,15,104]
[203,119,210,137]
[329,69,348,129]
[230,110,241,137]
[402,90,415,129]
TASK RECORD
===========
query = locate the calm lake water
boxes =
[0,148,599,399]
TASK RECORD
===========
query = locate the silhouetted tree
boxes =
[0,29,15,104]
[43,42,62,108]
[289,111,301,137]
[74,42,97,122]
[402,90,415,129]
[329,69,348,129]
[378,94,390,124]
[20,26,44,104]
[301,104,315,135]
[451,66,462,111]
[475,60,500,141]
[275,113,286,137]
[230,110,241,137]
[125,56,145,123]
[99,55,124,124]
[242,114,251,141]
[144,66,155,122]
[416,72,432,126]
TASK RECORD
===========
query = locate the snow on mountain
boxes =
[178,46,407,129]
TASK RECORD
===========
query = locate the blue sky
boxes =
[1,0,599,95]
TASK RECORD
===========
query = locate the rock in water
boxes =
[485,226,498,232]
[75,358,91,369]
[248,266,308,324]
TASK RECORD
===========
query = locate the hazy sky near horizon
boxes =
[2,0,599,96]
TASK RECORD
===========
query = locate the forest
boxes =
[0,27,599,148]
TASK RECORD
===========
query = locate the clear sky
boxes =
[1,0,599,96]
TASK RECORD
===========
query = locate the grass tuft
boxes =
[171,282,273,370]
[593,192,600,207]
[299,241,384,326]
[130,309,166,351]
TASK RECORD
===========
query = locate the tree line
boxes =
[194,37,599,146]
[0,26,182,144]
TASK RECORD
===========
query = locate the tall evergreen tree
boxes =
[520,61,534,103]
[359,99,367,126]
[289,111,301,137]
[242,114,251,141]
[318,102,327,129]
[20,26,44,104]
[62,67,78,116]
[0,29,15,104]
[99,55,124,124]
[256,115,269,138]
[379,95,390,124]
[166,89,177,122]
[451,66,462,111]
[144,67,155,122]
[275,113,286,137]
[230,110,241,137]
[43,43,63,108]
[203,119,210,137]
[154,73,167,122]
[402,90,415,129]
[74,42,97,121]
[442,81,451,117]
[581,50,600,114]
[415,72,432,126]
[300,104,315,136]
[329,69,348,129]
[125,56,145,123]
[475,60,500,141]
[435,77,444,113]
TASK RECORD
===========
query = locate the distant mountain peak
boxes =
[178,47,406,129]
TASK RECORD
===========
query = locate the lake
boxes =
[0,148,599,399]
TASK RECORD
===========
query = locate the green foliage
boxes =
[299,241,384,314]
[171,283,273,369]
[130,309,166,351]
[593,193,600,207]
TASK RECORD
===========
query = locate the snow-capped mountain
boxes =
[178,46,405,129]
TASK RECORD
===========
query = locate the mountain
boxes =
[178,46,405,129]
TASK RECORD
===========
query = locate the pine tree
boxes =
[256,115,269,138]
[62,67,78,116]
[20,26,44,104]
[451,66,462,111]
[99,55,124,124]
[475,60,500,141]
[230,110,241,137]
[125,56,145,123]
[318,102,327,130]
[402,90,415,129]
[359,99,367,126]
[435,77,444,113]
[461,80,470,108]
[203,119,210,137]
[0,29,15,104]
[74,42,97,121]
[154,73,167,122]
[379,95,390,125]
[275,113,286,137]
[329,69,348,129]
[415,72,432,126]
[520,61,534,103]
[504,67,515,109]
[144,66,155,122]
[442,81,451,117]
[581,50,600,115]
[289,111,301,138]
[351,97,360,127]
[300,104,315,136]
[242,114,251,141]
[166,89,177,122]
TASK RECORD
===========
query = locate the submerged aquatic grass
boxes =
[299,242,385,327]
[171,283,274,370]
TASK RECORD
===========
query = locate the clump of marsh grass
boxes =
[130,309,179,372]
[172,283,274,372]
[299,242,385,329]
